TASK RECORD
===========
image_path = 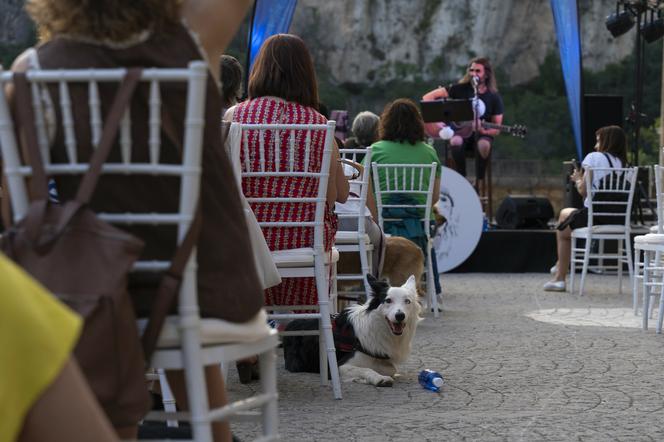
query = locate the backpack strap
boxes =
[141,204,201,359]
[601,152,615,168]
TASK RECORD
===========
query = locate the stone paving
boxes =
[228,273,664,441]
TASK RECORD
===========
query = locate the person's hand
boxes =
[338,159,361,180]
[570,168,583,183]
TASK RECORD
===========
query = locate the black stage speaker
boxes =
[583,95,623,157]
[495,196,554,229]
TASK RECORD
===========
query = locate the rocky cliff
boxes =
[291,0,633,86]
[0,0,635,87]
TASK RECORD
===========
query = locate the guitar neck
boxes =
[482,122,512,132]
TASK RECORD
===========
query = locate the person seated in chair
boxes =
[367,98,442,294]
[10,1,259,440]
[544,125,628,292]
[226,33,349,308]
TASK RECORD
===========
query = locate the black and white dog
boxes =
[283,274,421,386]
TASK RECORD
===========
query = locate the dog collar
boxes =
[332,311,391,360]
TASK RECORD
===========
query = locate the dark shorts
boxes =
[556,208,588,231]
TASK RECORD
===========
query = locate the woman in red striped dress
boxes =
[229,34,349,306]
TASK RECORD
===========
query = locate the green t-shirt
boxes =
[365,139,442,209]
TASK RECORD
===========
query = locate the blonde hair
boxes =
[26,0,182,42]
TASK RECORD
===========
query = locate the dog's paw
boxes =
[375,375,394,387]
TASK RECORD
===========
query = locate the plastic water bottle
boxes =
[418,369,444,392]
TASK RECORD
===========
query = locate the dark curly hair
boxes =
[26,0,181,42]
[379,98,425,145]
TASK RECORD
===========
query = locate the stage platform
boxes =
[449,229,556,273]
[450,226,651,273]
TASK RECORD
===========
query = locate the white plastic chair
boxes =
[633,164,664,331]
[0,62,279,442]
[335,147,374,304]
[570,166,638,296]
[371,162,439,317]
[238,121,343,400]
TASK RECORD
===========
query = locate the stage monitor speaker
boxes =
[583,95,623,157]
[496,196,554,230]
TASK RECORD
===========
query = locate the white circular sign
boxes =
[433,166,483,272]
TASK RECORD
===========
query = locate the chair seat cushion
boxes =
[335,231,371,244]
[635,233,664,244]
[572,225,627,235]
[137,310,272,348]
[271,247,339,268]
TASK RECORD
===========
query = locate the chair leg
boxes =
[258,348,279,438]
[643,250,651,330]
[315,261,342,399]
[426,245,438,318]
[570,236,577,293]
[319,310,342,399]
[618,239,624,294]
[182,343,213,442]
[579,236,592,296]
[625,235,634,297]
[158,369,179,428]
[633,247,641,315]
[657,275,664,334]
[318,324,328,386]
[330,262,338,315]
[359,240,372,298]
[651,250,661,320]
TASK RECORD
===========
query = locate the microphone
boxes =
[471,75,480,88]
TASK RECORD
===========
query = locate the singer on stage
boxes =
[423,57,504,185]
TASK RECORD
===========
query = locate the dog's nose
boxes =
[395,311,405,322]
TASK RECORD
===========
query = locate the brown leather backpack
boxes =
[1,70,197,427]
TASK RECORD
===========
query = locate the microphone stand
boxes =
[471,78,481,193]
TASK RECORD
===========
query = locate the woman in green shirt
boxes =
[369,98,442,295]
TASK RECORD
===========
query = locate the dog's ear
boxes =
[403,275,418,293]
[366,274,389,311]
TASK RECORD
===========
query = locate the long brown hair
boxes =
[248,34,319,109]
[459,57,498,93]
[379,99,425,145]
[596,125,628,165]
[26,0,181,43]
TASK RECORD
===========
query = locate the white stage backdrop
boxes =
[433,166,483,272]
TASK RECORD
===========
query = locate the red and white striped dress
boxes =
[233,96,337,306]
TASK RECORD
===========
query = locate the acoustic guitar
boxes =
[451,121,527,139]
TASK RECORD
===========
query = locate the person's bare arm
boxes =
[481,113,503,137]
[327,143,349,206]
[182,0,253,82]
[572,168,587,198]
[422,87,449,101]
[432,176,440,206]
[366,177,378,221]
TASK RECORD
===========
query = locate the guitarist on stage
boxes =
[423,57,504,185]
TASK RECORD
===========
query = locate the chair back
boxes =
[336,147,372,235]
[655,165,664,233]
[0,61,208,313]
[586,166,638,228]
[237,122,336,252]
[371,162,438,237]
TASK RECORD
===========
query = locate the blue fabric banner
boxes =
[550,0,583,160]
[249,0,298,71]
